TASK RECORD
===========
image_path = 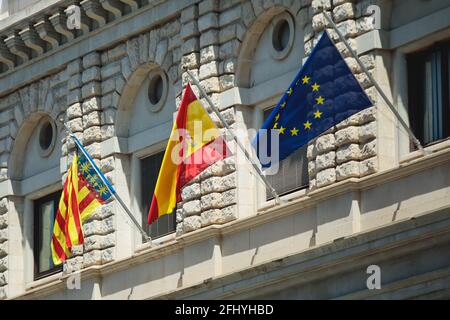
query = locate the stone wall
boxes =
[0,197,8,299]
[306,0,380,190]
[0,0,386,299]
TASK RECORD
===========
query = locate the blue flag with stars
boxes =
[253,31,373,168]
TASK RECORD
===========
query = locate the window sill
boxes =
[26,271,63,291]
[400,138,450,164]
[259,187,308,212]
[135,232,176,253]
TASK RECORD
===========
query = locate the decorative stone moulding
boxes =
[0,0,146,75]
[148,68,169,113]
[270,11,295,61]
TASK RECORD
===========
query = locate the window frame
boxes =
[33,191,63,281]
[262,106,309,200]
[139,150,177,240]
[407,38,450,149]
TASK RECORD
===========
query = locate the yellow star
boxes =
[80,162,90,175]
[279,126,286,134]
[92,179,100,188]
[312,83,320,91]
[287,87,293,96]
[316,96,325,105]
[273,122,278,129]
[275,113,280,121]
[314,110,323,119]
[290,127,299,136]
[304,121,312,130]
[302,76,311,84]
[280,102,286,109]
[98,185,108,196]
[295,79,300,86]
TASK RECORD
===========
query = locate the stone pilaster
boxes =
[176,0,246,235]
[0,198,8,300]
[307,0,379,190]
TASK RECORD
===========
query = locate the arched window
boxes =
[116,64,177,244]
[237,9,308,200]
[9,113,63,282]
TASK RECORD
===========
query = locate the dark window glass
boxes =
[39,121,53,151]
[34,191,63,280]
[407,40,450,147]
[141,151,176,239]
[263,108,309,199]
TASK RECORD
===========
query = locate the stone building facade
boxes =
[0,0,449,299]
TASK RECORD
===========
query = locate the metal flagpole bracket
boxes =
[321,11,429,156]
[182,67,285,205]
[57,118,152,244]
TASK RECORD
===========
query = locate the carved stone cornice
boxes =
[100,0,124,19]
[0,38,15,70]
[0,0,181,76]
[81,0,108,28]
[49,10,76,42]
[34,19,61,50]
[119,0,139,11]
[5,32,30,63]
[19,26,47,56]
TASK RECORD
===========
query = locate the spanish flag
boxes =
[51,145,113,265]
[148,83,230,224]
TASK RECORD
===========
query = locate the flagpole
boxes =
[60,120,152,243]
[322,11,426,154]
[183,69,282,204]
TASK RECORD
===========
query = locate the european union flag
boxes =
[253,31,373,168]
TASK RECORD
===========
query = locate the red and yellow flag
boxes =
[52,147,113,265]
[148,83,230,224]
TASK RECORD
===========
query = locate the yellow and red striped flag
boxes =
[52,144,113,265]
[147,83,231,224]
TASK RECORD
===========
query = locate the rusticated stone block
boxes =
[183,215,202,233]
[336,143,361,164]
[0,215,7,229]
[201,172,235,194]
[360,139,377,160]
[182,52,200,69]
[315,151,336,171]
[199,60,219,80]
[335,126,359,145]
[83,52,101,68]
[315,134,336,153]
[359,121,376,142]
[0,242,7,257]
[201,204,236,227]
[360,156,377,176]
[67,59,82,75]
[316,168,336,188]
[82,66,101,83]
[181,183,201,202]
[0,198,8,215]
[82,126,102,144]
[83,216,114,237]
[88,202,115,221]
[0,273,7,286]
[176,222,184,236]
[333,2,355,22]
[83,111,101,128]
[83,233,115,252]
[81,97,101,114]
[0,256,6,272]
[67,103,82,119]
[336,160,360,181]
[182,200,201,217]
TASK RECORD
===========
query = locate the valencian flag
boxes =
[148,83,231,224]
[51,137,114,265]
[253,31,373,167]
